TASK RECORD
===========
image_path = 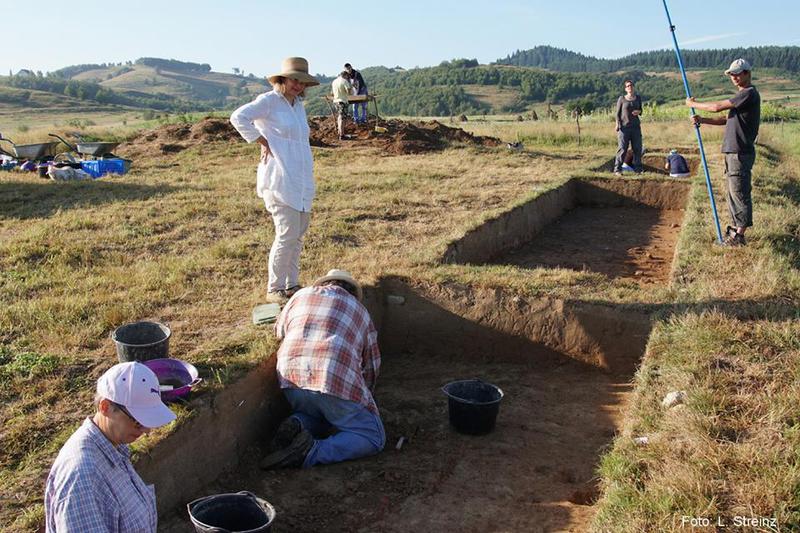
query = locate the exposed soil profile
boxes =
[160,344,632,533]
[493,205,685,284]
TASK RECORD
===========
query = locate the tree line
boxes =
[496,45,800,73]
[303,62,716,116]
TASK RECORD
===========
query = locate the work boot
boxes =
[265,290,289,305]
[723,232,746,247]
[260,429,313,470]
[269,417,302,453]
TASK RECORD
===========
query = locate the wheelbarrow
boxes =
[0,135,60,161]
[49,133,120,159]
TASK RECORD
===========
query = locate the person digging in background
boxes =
[686,58,760,247]
[344,63,368,125]
[44,362,177,532]
[331,70,353,140]
[614,79,644,176]
[261,269,385,469]
[621,148,635,173]
[665,149,690,178]
[230,57,320,304]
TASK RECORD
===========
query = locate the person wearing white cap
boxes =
[686,58,761,246]
[230,57,321,304]
[44,362,176,532]
[260,269,385,469]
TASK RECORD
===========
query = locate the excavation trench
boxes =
[443,177,691,285]
[152,177,690,531]
[154,279,651,532]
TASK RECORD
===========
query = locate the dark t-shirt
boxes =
[616,94,642,128]
[667,154,689,174]
[351,70,367,94]
[722,86,760,154]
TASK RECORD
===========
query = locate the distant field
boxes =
[462,84,523,110]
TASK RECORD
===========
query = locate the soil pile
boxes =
[309,116,501,154]
[118,116,501,158]
[119,117,241,157]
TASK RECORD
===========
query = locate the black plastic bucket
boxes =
[188,491,276,533]
[442,379,504,435]
[111,321,171,363]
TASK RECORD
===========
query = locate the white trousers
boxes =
[265,201,311,293]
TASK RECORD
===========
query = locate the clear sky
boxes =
[3,0,797,78]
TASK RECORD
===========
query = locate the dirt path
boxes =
[161,345,632,532]
[492,206,684,285]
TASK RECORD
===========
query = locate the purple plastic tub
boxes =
[141,358,201,402]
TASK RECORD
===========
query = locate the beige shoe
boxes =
[265,290,289,305]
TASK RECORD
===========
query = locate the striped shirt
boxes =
[275,285,381,414]
[45,418,157,533]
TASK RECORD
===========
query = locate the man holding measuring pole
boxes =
[686,58,760,247]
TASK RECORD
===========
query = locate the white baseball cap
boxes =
[97,362,176,428]
[724,58,752,75]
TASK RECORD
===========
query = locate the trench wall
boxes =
[442,182,576,265]
[443,177,690,265]
[378,279,651,377]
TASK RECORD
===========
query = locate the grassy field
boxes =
[1,115,799,531]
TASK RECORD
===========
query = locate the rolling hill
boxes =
[3,47,800,118]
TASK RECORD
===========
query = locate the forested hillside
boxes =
[496,45,800,73]
[302,62,712,116]
[3,46,799,118]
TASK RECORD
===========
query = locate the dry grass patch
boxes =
[2,118,799,530]
[594,312,800,532]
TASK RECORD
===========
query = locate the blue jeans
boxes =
[353,89,368,124]
[283,388,385,468]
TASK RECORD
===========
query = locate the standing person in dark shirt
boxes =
[613,79,643,176]
[687,58,761,247]
[344,63,368,124]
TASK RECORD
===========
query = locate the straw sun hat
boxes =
[313,269,363,301]
[268,57,320,86]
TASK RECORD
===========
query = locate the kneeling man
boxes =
[262,269,385,469]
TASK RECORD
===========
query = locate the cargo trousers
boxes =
[614,125,643,173]
[724,152,755,228]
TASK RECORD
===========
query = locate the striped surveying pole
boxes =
[661,0,724,244]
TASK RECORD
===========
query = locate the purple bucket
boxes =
[141,358,201,402]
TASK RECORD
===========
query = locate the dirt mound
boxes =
[119,117,242,157]
[118,115,501,159]
[309,116,501,155]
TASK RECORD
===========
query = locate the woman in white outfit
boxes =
[230,57,320,304]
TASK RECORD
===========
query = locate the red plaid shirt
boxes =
[275,285,381,414]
